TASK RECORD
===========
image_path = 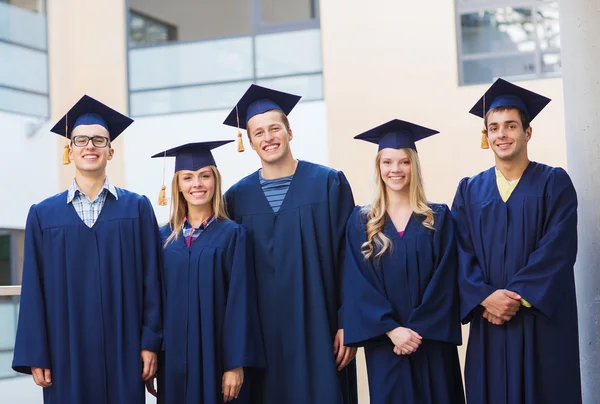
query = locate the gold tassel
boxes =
[480,129,489,149]
[237,130,245,152]
[236,104,244,152]
[158,185,167,206]
[62,144,71,165]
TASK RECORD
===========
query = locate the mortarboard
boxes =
[471,78,551,149]
[223,84,301,152]
[354,119,439,151]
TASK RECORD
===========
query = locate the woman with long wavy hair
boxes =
[343,120,464,403]
[147,141,264,404]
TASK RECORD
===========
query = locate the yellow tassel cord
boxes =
[158,185,167,206]
[236,104,245,152]
[157,151,168,206]
[62,144,71,165]
[480,94,489,149]
[237,130,245,152]
[62,115,71,165]
[480,130,489,149]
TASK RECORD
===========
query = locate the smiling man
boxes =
[12,95,163,404]
[451,79,581,404]
[223,85,358,404]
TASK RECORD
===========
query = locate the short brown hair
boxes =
[247,109,291,140]
[484,106,530,131]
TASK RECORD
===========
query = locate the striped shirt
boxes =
[67,177,118,228]
[182,215,215,247]
[259,172,294,213]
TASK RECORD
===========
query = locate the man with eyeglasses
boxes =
[12,95,163,404]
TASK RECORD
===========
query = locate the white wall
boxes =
[123,100,328,224]
[0,112,59,229]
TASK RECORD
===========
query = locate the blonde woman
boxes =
[343,120,464,403]
[148,141,264,404]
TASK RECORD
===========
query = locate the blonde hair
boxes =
[361,148,435,260]
[164,165,229,247]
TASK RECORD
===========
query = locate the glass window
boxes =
[0,0,48,117]
[460,8,535,55]
[261,0,315,25]
[255,29,321,78]
[130,10,177,47]
[456,1,560,85]
[128,0,252,45]
[0,1,46,50]
[129,37,253,91]
[462,53,536,85]
[130,81,254,116]
[128,0,324,117]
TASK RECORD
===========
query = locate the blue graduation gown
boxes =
[12,189,163,404]
[343,204,464,404]
[452,162,581,404]
[157,219,264,404]
[224,160,358,404]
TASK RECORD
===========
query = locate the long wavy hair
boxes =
[360,148,434,260]
[164,165,229,247]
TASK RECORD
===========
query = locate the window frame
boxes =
[455,0,561,86]
[124,0,323,117]
[0,0,50,118]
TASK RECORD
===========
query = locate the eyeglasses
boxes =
[71,135,111,148]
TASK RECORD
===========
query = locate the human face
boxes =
[379,148,411,194]
[247,110,293,165]
[486,108,531,161]
[69,124,113,174]
[177,166,215,209]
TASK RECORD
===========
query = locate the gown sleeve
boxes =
[12,205,51,374]
[505,168,578,319]
[328,171,356,329]
[342,209,400,347]
[139,196,163,353]
[222,225,265,371]
[451,178,497,323]
[405,205,462,345]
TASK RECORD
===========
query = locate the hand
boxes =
[333,329,357,371]
[481,290,521,321]
[222,367,244,402]
[141,350,158,382]
[386,327,422,355]
[482,309,505,325]
[145,376,158,397]
[31,367,52,388]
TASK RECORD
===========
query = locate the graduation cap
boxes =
[470,78,551,149]
[51,95,134,165]
[223,84,302,153]
[151,140,233,206]
[354,119,439,151]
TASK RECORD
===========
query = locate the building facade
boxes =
[0,0,566,402]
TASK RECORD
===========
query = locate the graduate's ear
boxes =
[107,146,115,160]
[525,126,533,142]
[288,127,293,142]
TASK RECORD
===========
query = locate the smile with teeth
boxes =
[83,155,99,160]
[190,190,207,198]
[263,144,279,152]
[389,176,405,181]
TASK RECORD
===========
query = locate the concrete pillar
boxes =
[47,0,129,190]
[558,1,600,402]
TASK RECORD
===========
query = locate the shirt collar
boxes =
[182,214,216,230]
[67,177,118,204]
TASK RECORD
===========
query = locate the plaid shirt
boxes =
[182,215,215,247]
[67,177,118,228]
